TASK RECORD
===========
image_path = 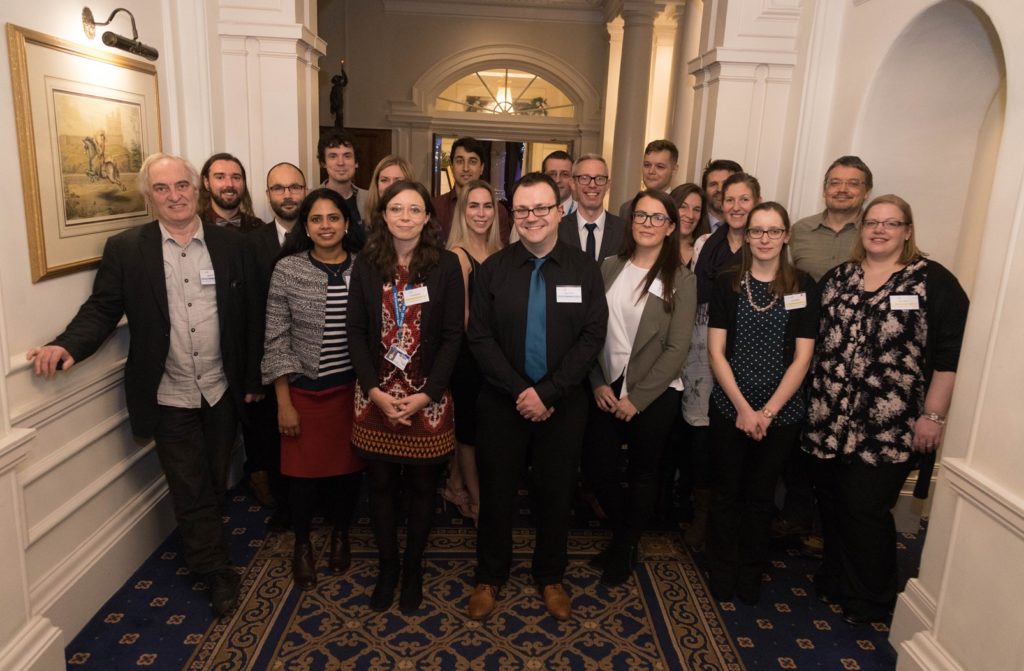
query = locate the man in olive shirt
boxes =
[789,156,873,281]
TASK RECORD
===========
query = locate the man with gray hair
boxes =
[27,152,263,618]
[558,154,627,263]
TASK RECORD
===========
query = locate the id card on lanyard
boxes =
[385,282,413,370]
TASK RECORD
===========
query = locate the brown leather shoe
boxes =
[293,542,316,590]
[248,471,275,507]
[328,530,351,574]
[467,584,498,620]
[542,583,571,620]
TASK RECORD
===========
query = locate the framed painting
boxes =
[7,24,162,282]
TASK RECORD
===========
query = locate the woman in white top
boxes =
[583,189,698,585]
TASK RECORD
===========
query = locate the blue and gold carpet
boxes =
[66,490,924,670]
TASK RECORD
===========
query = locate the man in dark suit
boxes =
[27,153,263,618]
[243,161,308,529]
[558,154,627,263]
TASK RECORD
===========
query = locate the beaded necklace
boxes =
[742,271,779,312]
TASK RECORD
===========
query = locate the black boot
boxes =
[328,529,351,574]
[370,563,399,611]
[398,560,424,614]
[292,541,316,590]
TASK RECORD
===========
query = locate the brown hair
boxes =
[732,201,801,297]
[620,190,682,313]
[366,155,416,224]
[363,181,443,283]
[850,194,925,264]
[669,182,709,240]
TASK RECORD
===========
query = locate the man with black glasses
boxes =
[558,154,627,263]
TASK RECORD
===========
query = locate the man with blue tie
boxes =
[557,154,627,263]
[467,173,608,621]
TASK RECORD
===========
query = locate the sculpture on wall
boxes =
[329,59,348,129]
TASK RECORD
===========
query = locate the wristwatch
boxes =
[922,412,946,425]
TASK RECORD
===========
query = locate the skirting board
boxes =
[30,476,176,639]
[897,631,966,671]
[0,616,64,671]
[889,577,936,649]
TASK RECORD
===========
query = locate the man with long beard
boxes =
[198,152,263,232]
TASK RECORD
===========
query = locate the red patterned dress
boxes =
[351,266,455,463]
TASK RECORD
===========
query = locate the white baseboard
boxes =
[0,616,64,671]
[897,632,966,671]
[30,475,175,639]
[890,577,936,649]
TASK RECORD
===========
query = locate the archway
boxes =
[853,0,1005,290]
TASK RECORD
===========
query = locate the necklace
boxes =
[743,271,779,312]
[311,252,346,278]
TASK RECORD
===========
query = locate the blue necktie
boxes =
[584,222,597,261]
[524,257,548,382]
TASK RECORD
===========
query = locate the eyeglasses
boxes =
[862,219,906,230]
[826,178,865,190]
[632,210,671,227]
[268,184,306,195]
[386,204,426,216]
[573,175,609,186]
[747,227,786,240]
[511,204,557,219]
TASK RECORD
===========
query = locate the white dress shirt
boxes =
[575,210,607,260]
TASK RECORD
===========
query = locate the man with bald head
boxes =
[27,153,263,618]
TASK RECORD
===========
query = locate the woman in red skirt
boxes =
[348,180,464,614]
[262,188,364,590]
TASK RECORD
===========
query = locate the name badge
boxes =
[556,285,583,303]
[783,292,807,310]
[648,278,667,301]
[199,269,216,285]
[384,344,411,370]
[403,286,430,305]
[890,294,920,311]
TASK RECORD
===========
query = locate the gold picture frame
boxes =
[7,24,162,282]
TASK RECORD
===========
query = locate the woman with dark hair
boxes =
[680,173,761,550]
[670,183,708,268]
[261,188,364,590]
[347,180,464,613]
[803,194,968,624]
[440,179,505,523]
[705,201,818,604]
[584,189,697,584]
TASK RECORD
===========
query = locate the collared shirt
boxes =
[561,196,577,217]
[708,212,724,233]
[157,221,228,408]
[789,210,859,281]
[274,219,290,247]
[467,240,608,407]
[200,208,263,233]
[575,210,607,261]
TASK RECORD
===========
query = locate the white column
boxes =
[609,1,662,208]
[686,0,800,199]
[602,17,624,165]
[214,1,326,220]
[645,7,680,144]
[667,0,703,182]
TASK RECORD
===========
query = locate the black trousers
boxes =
[583,383,681,547]
[475,384,587,586]
[242,393,287,505]
[152,396,238,576]
[706,411,800,592]
[811,455,913,619]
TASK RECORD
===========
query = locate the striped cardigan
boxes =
[261,252,353,384]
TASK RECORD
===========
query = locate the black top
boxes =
[342,194,367,254]
[467,240,608,408]
[695,225,742,304]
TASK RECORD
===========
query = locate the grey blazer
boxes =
[558,211,628,262]
[589,256,698,411]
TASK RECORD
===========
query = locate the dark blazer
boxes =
[51,221,263,439]
[558,211,628,262]
[589,257,698,411]
[346,250,465,402]
[246,221,282,297]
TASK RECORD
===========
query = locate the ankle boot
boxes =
[292,541,316,590]
[600,538,634,586]
[398,561,424,614]
[684,488,711,550]
[370,563,399,611]
[328,529,351,574]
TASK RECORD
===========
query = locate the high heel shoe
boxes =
[441,484,474,519]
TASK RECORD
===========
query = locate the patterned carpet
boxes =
[66,489,924,670]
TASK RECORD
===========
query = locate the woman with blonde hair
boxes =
[441,179,505,522]
[364,154,416,223]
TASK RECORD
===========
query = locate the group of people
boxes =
[27,130,968,629]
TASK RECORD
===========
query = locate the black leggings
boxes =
[365,460,444,568]
[289,472,363,544]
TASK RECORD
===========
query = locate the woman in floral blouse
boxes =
[803,194,969,624]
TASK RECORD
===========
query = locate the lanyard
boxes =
[391,282,413,339]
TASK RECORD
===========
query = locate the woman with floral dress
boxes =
[803,194,968,624]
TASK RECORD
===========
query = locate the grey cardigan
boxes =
[261,252,353,384]
[589,256,698,411]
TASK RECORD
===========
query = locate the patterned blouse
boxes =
[802,259,969,465]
